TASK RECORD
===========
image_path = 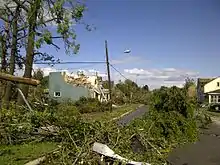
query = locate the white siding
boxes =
[204,77,220,93]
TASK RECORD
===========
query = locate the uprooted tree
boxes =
[0,0,89,106]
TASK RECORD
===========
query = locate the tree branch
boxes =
[18,17,58,32]
[51,42,60,49]
[12,0,29,12]
[0,13,9,23]
[0,72,40,86]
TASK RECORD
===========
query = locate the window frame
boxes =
[54,91,61,97]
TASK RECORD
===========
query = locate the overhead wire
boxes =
[109,64,129,80]
[33,61,129,82]
[34,61,106,64]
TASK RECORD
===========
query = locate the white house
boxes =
[50,71,110,102]
[204,77,220,104]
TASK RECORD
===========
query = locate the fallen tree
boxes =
[0,72,40,86]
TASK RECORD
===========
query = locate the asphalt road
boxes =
[117,105,148,126]
[116,105,220,165]
[168,122,220,165]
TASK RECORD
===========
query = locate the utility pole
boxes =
[105,40,112,112]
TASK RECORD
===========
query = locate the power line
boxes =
[34,60,129,81]
[34,64,99,71]
[110,64,128,80]
[34,61,106,64]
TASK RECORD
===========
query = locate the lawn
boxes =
[0,142,57,165]
[81,104,141,121]
[0,104,141,165]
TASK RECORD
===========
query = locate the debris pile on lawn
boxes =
[92,142,150,165]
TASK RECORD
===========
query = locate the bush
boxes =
[150,86,195,118]
[54,105,80,127]
[74,97,110,113]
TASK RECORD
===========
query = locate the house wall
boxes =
[49,72,91,102]
[197,82,204,103]
[204,78,220,93]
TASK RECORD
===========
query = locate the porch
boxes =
[208,93,220,104]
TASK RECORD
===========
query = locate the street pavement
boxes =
[117,105,148,126]
[168,122,220,165]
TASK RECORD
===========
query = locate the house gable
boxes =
[204,77,220,93]
[197,78,214,102]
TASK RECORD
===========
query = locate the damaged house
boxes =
[49,72,110,102]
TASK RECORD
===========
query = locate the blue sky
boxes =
[37,0,220,88]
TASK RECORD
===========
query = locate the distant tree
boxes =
[41,76,49,88]
[184,77,196,99]
[102,80,114,89]
[125,79,138,88]
[33,69,44,81]
[142,85,149,91]
[184,77,195,90]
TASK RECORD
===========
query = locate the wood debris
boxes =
[0,72,40,86]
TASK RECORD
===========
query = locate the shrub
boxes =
[54,105,80,127]
[74,97,110,113]
[150,86,195,118]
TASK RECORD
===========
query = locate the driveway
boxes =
[168,121,220,165]
[117,105,148,126]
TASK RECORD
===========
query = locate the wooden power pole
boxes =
[105,40,112,112]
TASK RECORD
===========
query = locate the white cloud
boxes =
[32,65,108,78]
[30,64,198,89]
[123,68,199,88]
[124,68,152,75]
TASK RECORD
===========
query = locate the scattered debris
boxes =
[92,142,151,165]
[24,156,46,165]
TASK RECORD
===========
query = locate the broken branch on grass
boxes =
[24,156,46,165]
[66,129,79,150]
[139,133,162,156]
[113,127,120,149]
[24,147,61,165]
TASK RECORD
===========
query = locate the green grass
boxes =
[0,142,57,165]
[82,104,141,121]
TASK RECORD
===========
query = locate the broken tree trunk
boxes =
[0,72,40,86]
[17,0,42,105]
[3,6,20,108]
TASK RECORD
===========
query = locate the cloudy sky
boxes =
[32,0,219,89]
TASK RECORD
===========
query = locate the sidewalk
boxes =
[168,120,220,165]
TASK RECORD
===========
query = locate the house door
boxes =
[95,92,99,99]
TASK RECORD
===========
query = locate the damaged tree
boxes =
[0,0,88,105]
[17,0,42,105]
[16,0,87,105]
[3,5,21,107]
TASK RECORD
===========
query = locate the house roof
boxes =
[197,78,214,84]
[197,78,214,91]
[203,77,220,93]
[205,89,220,94]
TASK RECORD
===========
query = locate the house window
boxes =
[218,96,220,103]
[217,82,220,87]
[211,95,218,103]
[54,91,61,97]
